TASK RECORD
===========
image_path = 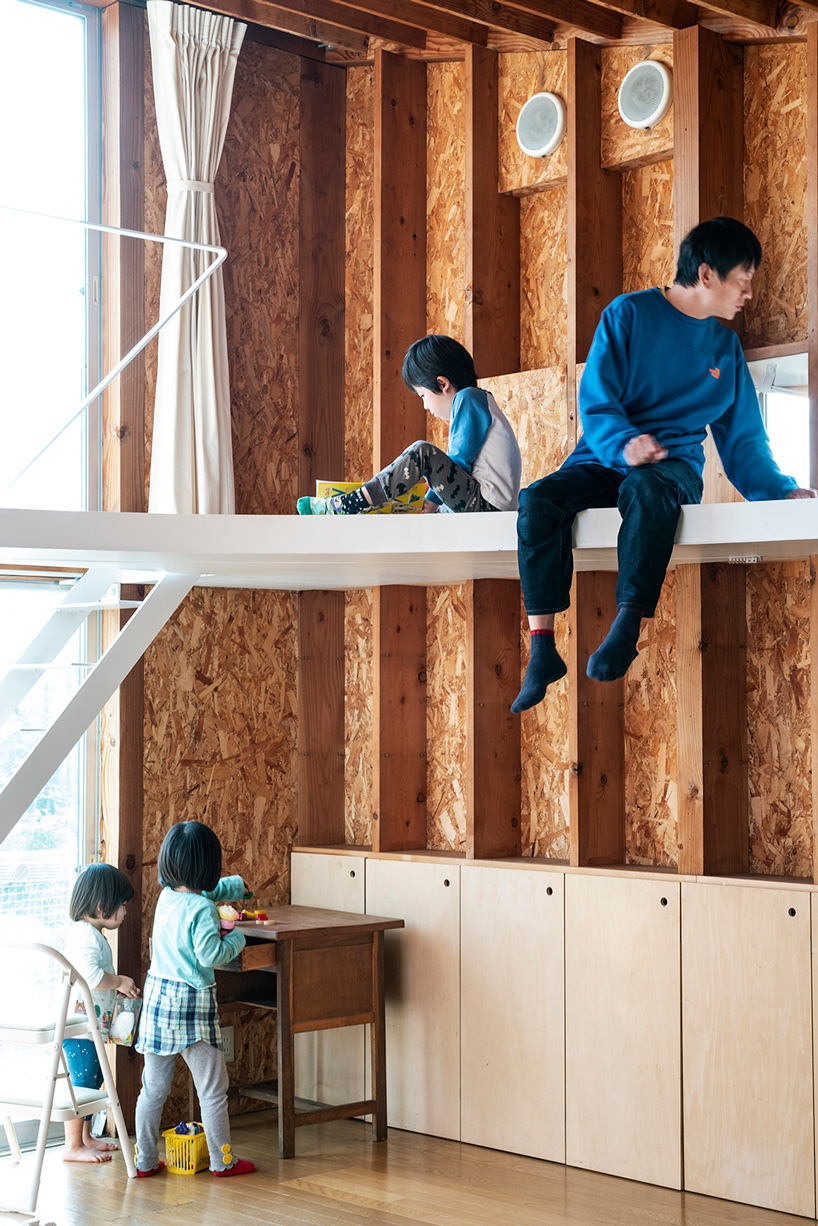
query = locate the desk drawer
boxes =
[224,941,278,971]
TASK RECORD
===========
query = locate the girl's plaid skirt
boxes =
[135,974,222,1056]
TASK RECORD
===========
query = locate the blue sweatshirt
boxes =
[568,288,797,502]
[147,875,247,989]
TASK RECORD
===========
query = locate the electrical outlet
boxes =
[222,1025,235,1062]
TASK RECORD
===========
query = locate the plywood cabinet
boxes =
[565,873,682,1189]
[461,864,565,1161]
[290,851,366,1107]
[365,857,461,1139]
[683,882,814,1218]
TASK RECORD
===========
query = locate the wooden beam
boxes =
[200,0,372,53]
[299,60,345,497]
[676,563,748,876]
[258,0,429,46]
[673,26,744,262]
[568,36,622,368]
[466,580,521,859]
[297,590,345,845]
[694,0,778,26]
[373,50,427,467]
[244,19,328,58]
[465,46,520,378]
[99,0,146,1133]
[808,25,818,489]
[591,0,698,29]
[503,0,623,38]
[372,587,428,852]
[337,0,490,43]
[419,0,617,38]
[568,573,625,867]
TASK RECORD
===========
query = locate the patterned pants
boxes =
[363,440,499,512]
[135,1041,232,1171]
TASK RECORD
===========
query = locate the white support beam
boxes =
[0,569,120,730]
[0,572,198,844]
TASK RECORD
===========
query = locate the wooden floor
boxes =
[9,1111,811,1226]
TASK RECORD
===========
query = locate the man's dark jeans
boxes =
[517,458,704,618]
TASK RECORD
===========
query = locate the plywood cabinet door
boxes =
[565,874,681,1189]
[683,882,813,1218]
[290,852,366,1106]
[365,858,460,1140]
[461,865,565,1161]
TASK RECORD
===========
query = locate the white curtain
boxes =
[147,0,246,513]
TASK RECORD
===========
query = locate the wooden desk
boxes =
[216,904,404,1157]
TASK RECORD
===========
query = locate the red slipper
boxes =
[137,1161,165,1177]
[213,1157,256,1177]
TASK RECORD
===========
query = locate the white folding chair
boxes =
[0,941,136,1226]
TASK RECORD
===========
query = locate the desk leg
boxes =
[371,930,387,1142]
[276,943,295,1158]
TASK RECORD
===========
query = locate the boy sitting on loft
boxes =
[512,216,816,715]
[297,334,522,516]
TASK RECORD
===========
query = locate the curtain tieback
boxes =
[167,179,214,194]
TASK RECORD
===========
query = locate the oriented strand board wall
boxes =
[427,62,466,352]
[743,43,807,349]
[622,160,674,294]
[521,189,568,370]
[747,562,812,877]
[499,51,567,194]
[600,45,674,169]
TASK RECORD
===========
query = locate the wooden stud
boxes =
[676,563,748,876]
[567,572,625,867]
[808,27,818,489]
[466,580,521,859]
[465,46,520,378]
[297,590,345,846]
[373,50,427,469]
[567,36,622,369]
[298,60,346,498]
[371,930,388,1141]
[100,0,146,1131]
[372,586,427,852]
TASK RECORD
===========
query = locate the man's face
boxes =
[701,262,755,318]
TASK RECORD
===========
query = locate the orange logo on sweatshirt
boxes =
[709,367,720,379]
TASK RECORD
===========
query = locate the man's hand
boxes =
[623,434,668,466]
[785,488,818,499]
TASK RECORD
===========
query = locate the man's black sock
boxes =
[586,606,643,682]
[511,631,567,714]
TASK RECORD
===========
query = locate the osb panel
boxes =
[481,367,571,859]
[217,42,301,515]
[622,159,674,294]
[143,22,163,510]
[346,66,375,480]
[482,365,570,489]
[427,584,468,852]
[499,51,568,194]
[427,62,466,346]
[345,588,373,846]
[601,44,673,169]
[743,44,807,350]
[521,189,567,370]
[624,573,678,867]
[747,562,812,877]
[142,587,298,977]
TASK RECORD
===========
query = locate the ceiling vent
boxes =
[618,60,673,130]
[516,92,566,158]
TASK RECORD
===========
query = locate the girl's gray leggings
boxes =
[134,1041,233,1172]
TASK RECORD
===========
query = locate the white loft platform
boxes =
[0,502,817,590]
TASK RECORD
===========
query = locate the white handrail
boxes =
[0,205,227,497]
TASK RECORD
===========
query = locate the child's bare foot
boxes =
[86,1136,119,1152]
[63,1144,112,1163]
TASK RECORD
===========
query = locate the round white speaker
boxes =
[617,60,673,130]
[516,92,566,158]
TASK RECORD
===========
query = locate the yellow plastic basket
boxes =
[162,1123,209,1174]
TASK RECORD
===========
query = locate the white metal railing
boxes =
[0,205,227,498]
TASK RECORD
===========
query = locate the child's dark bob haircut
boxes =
[402,335,478,394]
[674,217,762,288]
[158,820,222,893]
[69,862,134,922]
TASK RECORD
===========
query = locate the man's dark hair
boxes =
[402,335,478,393]
[69,862,134,921]
[674,217,762,288]
[158,820,222,892]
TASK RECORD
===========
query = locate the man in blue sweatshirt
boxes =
[512,217,815,714]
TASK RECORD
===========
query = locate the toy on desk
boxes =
[315,478,426,514]
[235,908,267,922]
[218,904,239,931]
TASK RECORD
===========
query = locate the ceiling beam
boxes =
[694,0,778,24]
[501,0,624,40]
[339,0,491,43]
[266,0,430,46]
[202,0,373,49]
[418,0,618,40]
[592,0,699,29]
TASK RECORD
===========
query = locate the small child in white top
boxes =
[63,862,140,1164]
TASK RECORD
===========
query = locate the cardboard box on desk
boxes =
[316,479,427,513]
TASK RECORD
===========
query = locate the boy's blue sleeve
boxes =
[203,875,247,904]
[709,345,798,501]
[578,305,642,467]
[447,388,493,474]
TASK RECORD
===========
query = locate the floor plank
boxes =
[12,1111,812,1226]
